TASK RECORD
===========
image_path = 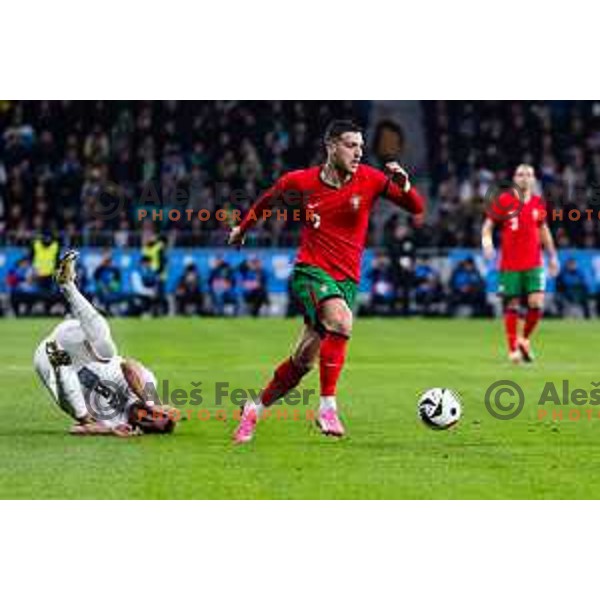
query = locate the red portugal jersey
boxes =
[238,164,425,282]
[488,192,546,271]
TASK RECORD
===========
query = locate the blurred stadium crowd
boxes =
[0,100,369,247]
[1,100,600,318]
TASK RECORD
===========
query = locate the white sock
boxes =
[320,396,337,412]
[62,282,116,358]
[245,400,265,418]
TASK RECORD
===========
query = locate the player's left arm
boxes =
[540,223,559,277]
[379,162,425,217]
[69,422,141,437]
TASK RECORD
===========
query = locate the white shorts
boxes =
[33,339,57,399]
[33,337,89,420]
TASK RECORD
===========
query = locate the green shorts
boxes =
[290,264,358,330]
[498,267,545,297]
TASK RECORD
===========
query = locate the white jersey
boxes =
[38,319,138,427]
[74,357,137,426]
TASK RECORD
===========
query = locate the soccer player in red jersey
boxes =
[481,164,559,364]
[228,120,425,443]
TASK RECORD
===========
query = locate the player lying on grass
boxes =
[34,250,176,436]
[481,164,559,364]
[228,119,425,443]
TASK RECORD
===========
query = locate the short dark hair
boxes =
[324,120,363,143]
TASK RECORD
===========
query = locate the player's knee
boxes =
[92,338,117,361]
[319,298,353,337]
[321,315,353,338]
[528,296,544,310]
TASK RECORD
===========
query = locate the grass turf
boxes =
[0,317,599,499]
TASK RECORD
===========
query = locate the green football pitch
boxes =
[1,317,599,499]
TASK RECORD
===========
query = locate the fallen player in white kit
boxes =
[34,250,176,436]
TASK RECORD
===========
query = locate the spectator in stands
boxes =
[93,250,125,316]
[448,257,489,317]
[130,256,161,316]
[556,258,590,318]
[414,258,444,316]
[7,256,39,316]
[141,233,168,315]
[30,231,60,312]
[238,255,269,317]
[388,224,415,315]
[209,256,237,316]
[175,263,204,315]
[367,250,397,315]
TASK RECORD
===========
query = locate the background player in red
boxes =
[481,164,559,364]
[228,120,425,443]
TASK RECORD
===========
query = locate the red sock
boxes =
[261,357,306,407]
[524,308,542,339]
[503,309,519,352]
[319,331,349,397]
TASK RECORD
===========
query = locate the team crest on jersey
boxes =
[350,194,362,210]
[533,209,539,221]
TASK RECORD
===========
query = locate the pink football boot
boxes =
[316,408,345,437]
[233,405,258,444]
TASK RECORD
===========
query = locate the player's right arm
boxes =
[481,217,496,260]
[228,173,294,246]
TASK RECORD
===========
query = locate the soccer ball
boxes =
[417,388,462,430]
